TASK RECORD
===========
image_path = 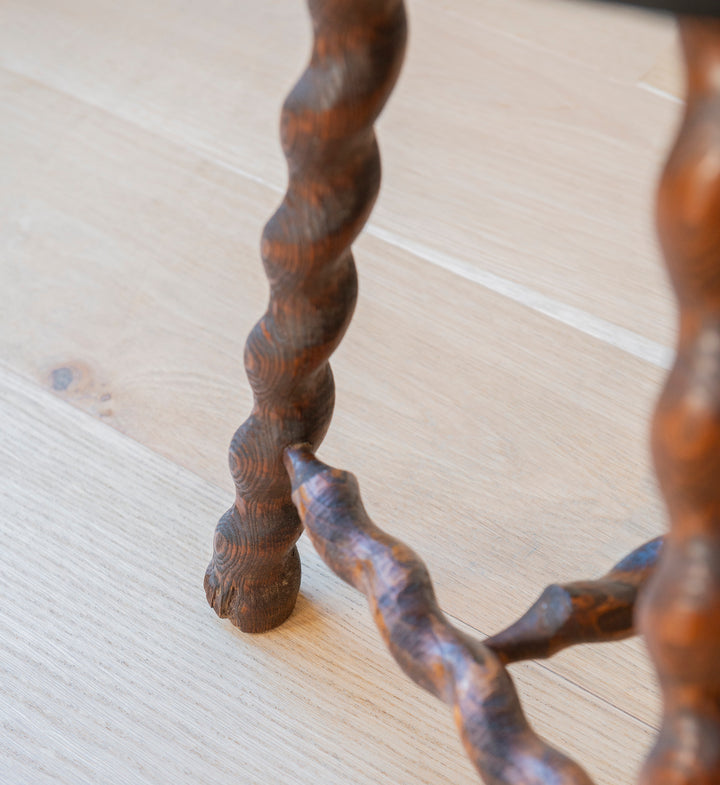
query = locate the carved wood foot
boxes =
[204,0,407,632]
[637,17,720,785]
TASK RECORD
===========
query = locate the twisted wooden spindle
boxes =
[205,0,407,632]
[485,537,662,664]
[285,445,662,785]
[285,443,662,780]
[638,18,720,785]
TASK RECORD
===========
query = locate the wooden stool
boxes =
[204,2,720,782]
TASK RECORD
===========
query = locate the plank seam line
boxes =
[637,81,683,104]
[0,360,233,502]
[366,225,674,370]
[437,608,658,733]
[1,64,674,368]
[0,361,656,732]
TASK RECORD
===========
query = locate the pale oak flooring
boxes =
[0,1,683,783]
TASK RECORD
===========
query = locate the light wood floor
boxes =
[1,1,684,783]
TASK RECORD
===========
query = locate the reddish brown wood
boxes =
[204,0,407,631]
[637,18,720,785]
[206,2,720,780]
[285,444,595,785]
[485,537,662,664]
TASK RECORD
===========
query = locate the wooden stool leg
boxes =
[204,0,407,632]
[639,17,720,785]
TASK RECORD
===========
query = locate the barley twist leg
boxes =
[204,0,407,632]
[638,17,720,784]
[285,445,595,785]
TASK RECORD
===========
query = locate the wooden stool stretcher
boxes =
[205,2,720,781]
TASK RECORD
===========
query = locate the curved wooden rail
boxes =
[284,444,662,785]
[204,0,407,632]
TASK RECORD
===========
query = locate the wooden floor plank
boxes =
[640,43,683,101]
[0,3,681,780]
[0,0,679,345]
[374,2,679,348]
[0,366,655,785]
[0,65,664,732]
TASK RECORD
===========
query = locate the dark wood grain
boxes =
[637,18,720,785]
[205,2,720,781]
[485,538,662,664]
[204,0,407,631]
[285,444,595,785]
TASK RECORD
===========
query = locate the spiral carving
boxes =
[485,537,662,664]
[284,444,606,785]
[637,18,720,785]
[205,0,407,632]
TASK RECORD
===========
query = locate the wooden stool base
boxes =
[207,2,720,782]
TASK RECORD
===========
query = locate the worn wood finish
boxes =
[485,537,663,664]
[285,445,596,785]
[204,0,407,631]
[638,18,720,785]
[2,364,662,785]
[269,10,720,784]
[1,1,692,782]
[0,47,667,737]
[285,446,666,783]
[0,365,487,785]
